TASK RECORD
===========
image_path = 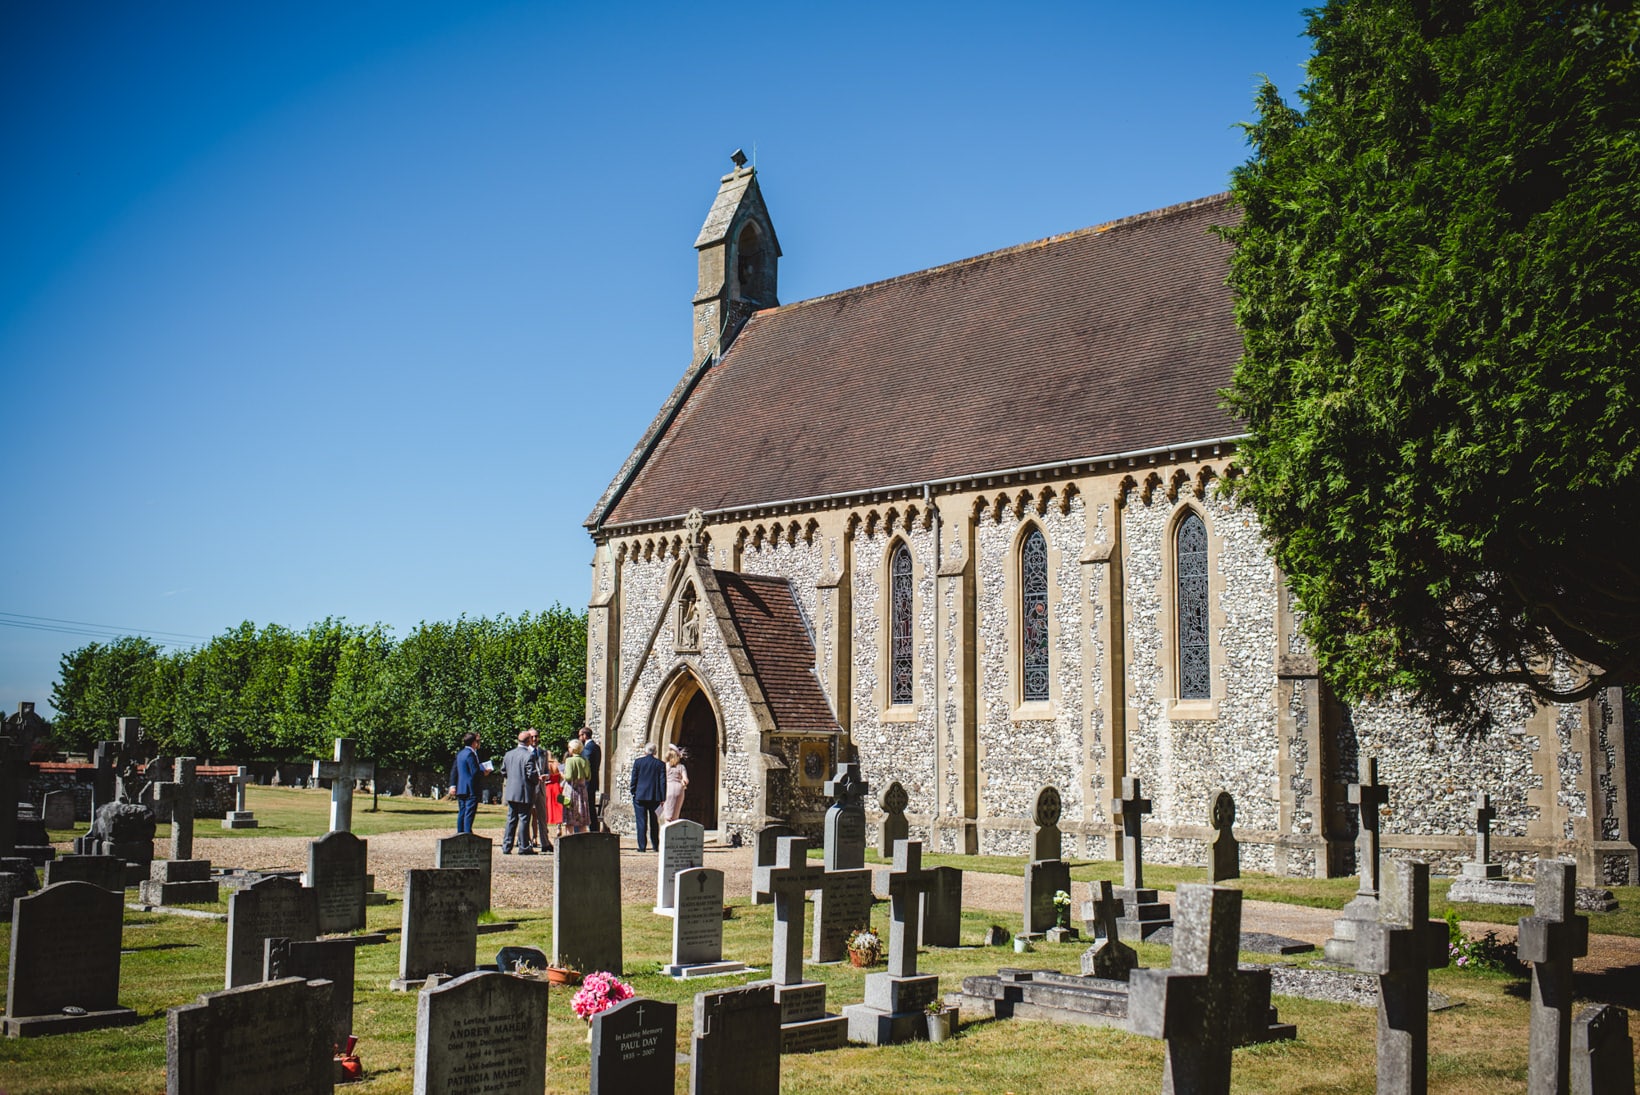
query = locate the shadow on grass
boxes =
[122,942,200,952]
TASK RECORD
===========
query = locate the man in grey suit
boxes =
[501,730,539,854]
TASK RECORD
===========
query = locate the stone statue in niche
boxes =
[678,584,701,650]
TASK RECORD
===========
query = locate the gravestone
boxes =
[226,875,319,988]
[1130,885,1248,1094]
[655,818,706,915]
[921,865,964,947]
[168,976,333,1094]
[1080,879,1139,981]
[41,790,75,831]
[1325,756,1391,965]
[44,854,126,892]
[90,739,119,820]
[265,937,355,1049]
[435,832,494,912]
[877,781,909,858]
[1023,785,1073,939]
[312,737,374,833]
[1571,1005,1634,1095]
[756,835,846,1051]
[392,868,480,989]
[1521,859,1590,1095]
[822,763,869,872]
[844,839,942,1045]
[413,970,548,1095]
[223,766,258,829]
[553,832,622,975]
[308,830,368,934]
[141,757,218,905]
[0,734,23,855]
[0,860,34,916]
[812,864,874,963]
[2,880,139,1035]
[1354,860,1448,1095]
[496,946,548,974]
[666,867,748,978]
[592,996,678,1095]
[151,756,200,861]
[691,982,781,1095]
[1206,790,1239,883]
[751,824,794,905]
[80,801,156,884]
[1112,776,1172,941]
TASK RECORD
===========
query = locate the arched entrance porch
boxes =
[649,666,720,831]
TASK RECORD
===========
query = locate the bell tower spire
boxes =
[692,149,781,362]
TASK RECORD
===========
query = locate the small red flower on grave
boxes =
[570,971,634,1022]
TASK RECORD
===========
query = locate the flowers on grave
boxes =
[570,971,635,1023]
[1444,910,1520,973]
[1053,889,1073,927]
[846,926,883,966]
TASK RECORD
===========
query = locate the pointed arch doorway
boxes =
[652,668,720,831]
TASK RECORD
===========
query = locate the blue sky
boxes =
[0,2,1314,716]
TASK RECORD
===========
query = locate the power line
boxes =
[0,612,209,648]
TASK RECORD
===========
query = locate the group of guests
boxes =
[628,742,689,852]
[449,726,604,853]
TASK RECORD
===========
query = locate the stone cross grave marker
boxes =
[2,880,139,1036]
[1354,859,1448,1095]
[1206,789,1239,883]
[1130,884,1245,1095]
[592,996,678,1095]
[656,818,706,915]
[666,866,748,977]
[312,737,374,833]
[822,763,869,872]
[113,716,153,805]
[553,832,623,976]
[878,781,909,858]
[393,868,480,989]
[1080,879,1138,981]
[168,976,333,1095]
[756,835,847,1051]
[1462,792,1502,880]
[90,739,119,819]
[226,874,319,988]
[151,756,199,863]
[435,831,494,912]
[1520,859,1590,1095]
[265,936,355,1050]
[1111,775,1173,940]
[1325,756,1391,965]
[920,865,964,948]
[1023,785,1071,938]
[751,824,794,905]
[691,982,781,1095]
[413,970,548,1095]
[141,757,218,905]
[844,839,943,1046]
[1571,1004,1634,1095]
[308,829,368,934]
[224,766,258,829]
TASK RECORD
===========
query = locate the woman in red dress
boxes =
[542,750,564,845]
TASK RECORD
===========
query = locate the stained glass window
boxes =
[890,543,913,705]
[1177,512,1211,700]
[1021,528,1050,702]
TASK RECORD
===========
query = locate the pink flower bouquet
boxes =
[570,971,634,1023]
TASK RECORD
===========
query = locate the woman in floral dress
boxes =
[562,739,591,834]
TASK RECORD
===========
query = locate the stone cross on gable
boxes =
[761,837,827,985]
[1354,859,1448,1095]
[824,763,869,807]
[684,507,705,548]
[152,757,198,861]
[312,737,375,833]
[883,840,939,979]
[1113,776,1152,891]
[1348,757,1390,898]
[1519,859,1590,1095]
[1130,884,1245,1094]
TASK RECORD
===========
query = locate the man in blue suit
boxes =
[450,731,482,835]
[629,742,667,852]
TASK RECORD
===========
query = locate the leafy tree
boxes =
[48,636,162,751]
[1224,0,1640,733]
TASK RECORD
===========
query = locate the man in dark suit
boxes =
[450,731,482,835]
[501,730,539,854]
[629,742,667,852]
[579,727,602,832]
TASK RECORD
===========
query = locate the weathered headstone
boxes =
[2,880,139,1035]
[1113,776,1172,941]
[1325,756,1390,965]
[877,781,909,858]
[312,737,374,834]
[80,801,156,885]
[265,937,355,1049]
[666,867,748,978]
[1354,860,1448,1095]
[392,868,480,989]
[1023,785,1073,939]
[1130,885,1247,1094]
[751,824,794,905]
[1521,859,1590,1095]
[920,865,964,947]
[592,996,678,1095]
[553,832,623,975]
[756,835,846,1051]
[226,875,320,988]
[151,756,200,861]
[43,853,125,892]
[844,839,941,1046]
[308,829,368,934]
[1080,879,1139,981]
[812,865,874,963]
[822,763,869,872]
[168,976,333,1094]
[223,766,258,829]
[691,982,781,1095]
[413,970,548,1095]
[1206,789,1239,883]
[1461,792,1503,881]
[41,790,75,831]
[1571,1005,1634,1095]
[435,831,494,912]
[656,818,706,915]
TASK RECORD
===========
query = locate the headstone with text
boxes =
[1023,785,1074,940]
[822,763,869,872]
[435,831,494,912]
[691,982,781,1095]
[308,829,368,934]
[665,866,749,978]
[167,976,333,1094]
[844,839,942,1046]
[413,970,548,1095]
[265,936,355,1049]
[392,868,480,989]
[592,996,678,1095]
[754,835,847,1051]
[655,819,705,915]
[226,875,319,988]
[41,790,75,831]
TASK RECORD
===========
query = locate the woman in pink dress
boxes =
[661,745,689,822]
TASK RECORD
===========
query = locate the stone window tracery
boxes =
[1176,511,1211,699]
[890,542,913,705]
[1021,527,1049,702]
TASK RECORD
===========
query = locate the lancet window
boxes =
[889,543,913,705]
[1176,511,1211,699]
[1021,527,1049,702]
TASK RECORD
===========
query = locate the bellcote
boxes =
[693,150,781,362]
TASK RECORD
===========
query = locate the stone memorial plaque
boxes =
[553,832,622,976]
[226,875,319,988]
[264,937,355,1048]
[435,832,493,912]
[692,983,780,1095]
[308,830,367,934]
[3,880,137,1035]
[672,867,725,966]
[591,996,677,1095]
[168,976,332,1094]
[812,868,873,963]
[655,819,705,914]
[397,868,480,984]
[414,970,548,1095]
[44,853,126,892]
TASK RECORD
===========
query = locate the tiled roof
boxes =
[600,194,1243,528]
[715,570,838,736]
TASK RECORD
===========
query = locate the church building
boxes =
[583,156,1635,884]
